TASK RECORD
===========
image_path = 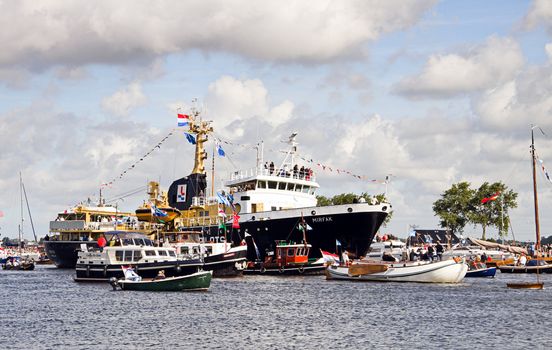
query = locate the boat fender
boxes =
[109,277,119,291]
[453,257,462,263]
[176,264,181,273]
[260,267,266,274]
[279,267,285,274]
[298,266,304,274]
[103,265,107,277]
[86,265,90,277]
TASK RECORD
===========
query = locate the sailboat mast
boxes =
[531,127,541,250]
[19,172,23,253]
[22,180,37,242]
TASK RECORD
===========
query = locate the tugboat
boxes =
[167,108,390,264]
[74,231,203,282]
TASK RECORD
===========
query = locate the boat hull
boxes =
[74,259,203,282]
[326,260,468,283]
[506,282,544,289]
[44,240,98,268]
[465,267,497,278]
[498,265,552,274]
[117,271,212,291]
[202,246,248,277]
[244,261,326,275]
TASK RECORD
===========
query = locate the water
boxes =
[1,266,551,349]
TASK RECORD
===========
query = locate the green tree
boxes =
[316,192,393,226]
[470,182,517,240]
[433,181,474,234]
[316,195,332,206]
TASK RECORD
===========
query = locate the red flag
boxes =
[481,192,500,204]
[232,213,240,229]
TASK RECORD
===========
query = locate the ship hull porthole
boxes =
[311,210,316,216]
[347,207,353,213]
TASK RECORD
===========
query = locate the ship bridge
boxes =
[225,166,319,214]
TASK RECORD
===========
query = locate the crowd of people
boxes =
[264,161,313,180]
[407,242,445,262]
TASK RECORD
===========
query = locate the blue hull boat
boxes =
[465,266,496,277]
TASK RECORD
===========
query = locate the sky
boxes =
[2,0,552,242]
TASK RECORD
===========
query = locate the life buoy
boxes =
[298,266,304,274]
[260,267,266,274]
[279,267,285,274]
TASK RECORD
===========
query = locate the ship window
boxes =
[145,250,156,256]
[124,251,133,262]
[181,247,189,255]
[271,206,277,211]
[257,180,266,189]
[302,186,310,193]
[133,238,145,246]
[115,251,124,261]
[133,251,143,261]
[168,251,176,257]
[295,185,302,192]
[144,240,153,246]
[288,248,295,256]
[278,182,286,190]
[309,188,316,195]
[123,238,133,246]
[268,181,277,189]
[286,183,295,191]
[158,250,168,256]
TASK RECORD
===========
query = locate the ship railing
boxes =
[229,167,316,182]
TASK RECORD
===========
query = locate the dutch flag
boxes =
[177,114,190,127]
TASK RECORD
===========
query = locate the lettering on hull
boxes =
[311,216,333,223]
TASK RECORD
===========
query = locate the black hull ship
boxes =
[46,109,390,269]
[166,110,390,262]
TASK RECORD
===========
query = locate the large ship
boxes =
[44,203,158,268]
[167,110,390,262]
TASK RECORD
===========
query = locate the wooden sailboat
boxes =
[507,126,544,290]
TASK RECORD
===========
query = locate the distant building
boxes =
[407,229,459,246]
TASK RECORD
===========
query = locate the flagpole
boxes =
[211,141,215,197]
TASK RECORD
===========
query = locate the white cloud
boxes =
[521,0,552,31]
[101,81,147,117]
[394,36,524,98]
[205,75,294,135]
[0,0,436,78]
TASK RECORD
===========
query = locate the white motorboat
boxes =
[326,259,467,283]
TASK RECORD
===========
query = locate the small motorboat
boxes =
[326,258,467,283]
[507,282,544,290]
[465,260,496,278]
[244,240,325,275]
[465,266,496,277]
[110,270,213,292]
[1,256,35,271]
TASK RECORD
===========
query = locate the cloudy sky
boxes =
[2,0,552,242]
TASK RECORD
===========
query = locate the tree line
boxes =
[432,181,518,239]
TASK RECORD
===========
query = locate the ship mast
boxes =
[531,125,541,250]
[189,108,213,175]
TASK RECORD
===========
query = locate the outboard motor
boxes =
[109,277,119,291]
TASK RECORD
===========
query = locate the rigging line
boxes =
[21,181,37,243]
[106,185,148,200]
[104,186,147,204]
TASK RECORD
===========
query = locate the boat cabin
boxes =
[77,232,179,265]
[269,241,311,267]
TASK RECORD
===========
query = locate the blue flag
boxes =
[216,140,225,157]
[185,133,196,145]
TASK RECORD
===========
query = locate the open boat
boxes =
[326,258,467,283]
[506,126,545,289]
[465,266,496,278]
[111,270,212,291]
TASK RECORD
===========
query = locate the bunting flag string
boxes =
[100,128,177,188]
[536,154,552,184]
[209,135,389,183]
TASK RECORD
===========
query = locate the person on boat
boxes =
[436,242,444,261]
[154,270,166,280]
[481,252,488,265]
[342,250,350,265]
[519,254,527,266]
[409,249,418,261]
[97,234,107,252]
[427,244,435,261]
[382,252,398,262]
[124,266,142,281]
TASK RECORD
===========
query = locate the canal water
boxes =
[1,266,551,349]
